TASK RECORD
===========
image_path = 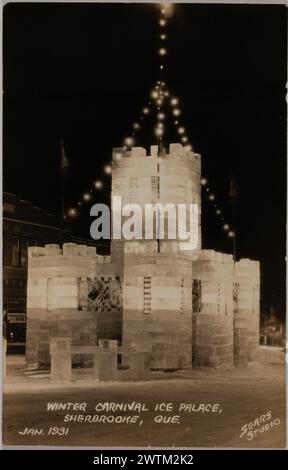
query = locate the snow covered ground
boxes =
[3,347,286,448]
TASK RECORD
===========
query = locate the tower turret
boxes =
[111,142,201,257]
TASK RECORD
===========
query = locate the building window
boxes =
[20,239,28,267]
[151,176,160,204]
[3,236,22,267]
[233,282,239,314]
[3,203,15,213]
[47,278,53,311]
[3,237,11,266]
[180,278,184,315]
[143,277,151,314]
[11,237,20,267]
[192,279,201,313]
[217,282,222,313]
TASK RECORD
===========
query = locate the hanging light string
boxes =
[165,82,235,240]
[67,4,171,217]
[67,163,112,218]
[123,98,153,150]
[66,98,154,217]
[66,82,168,218]
[124,3,173,148]
[201,177,235,239]
[67,3,235,243]
[158,4,171,75]
[169,88,235,239]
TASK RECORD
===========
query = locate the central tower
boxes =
[111,142,202,256]
[110,142,201,369]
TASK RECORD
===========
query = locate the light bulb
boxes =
[104,164,112,175]
[124,137,134,148]
[155,127,164,137]
[161,3,174,18]
[83,193,91,202]
[159,48,167,56]
[68,208,77,217]
[170,97,179,106]
[94,180,103,189]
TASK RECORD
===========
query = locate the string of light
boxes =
[67,4,173,218]
[66,99,153,217]
[66,3,235,242]
[200,177,235,239]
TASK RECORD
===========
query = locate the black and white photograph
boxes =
[2,1,287,449]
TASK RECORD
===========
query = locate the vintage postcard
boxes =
[2,1,287,449]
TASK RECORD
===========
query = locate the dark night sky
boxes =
[3,3,287,318]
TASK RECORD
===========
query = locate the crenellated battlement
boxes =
[28,243,112,265]
[112,143,201,163]
[111,142,202,252]
[194,249,233,264]
[235,258,260,272]
[28,243,97,258]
